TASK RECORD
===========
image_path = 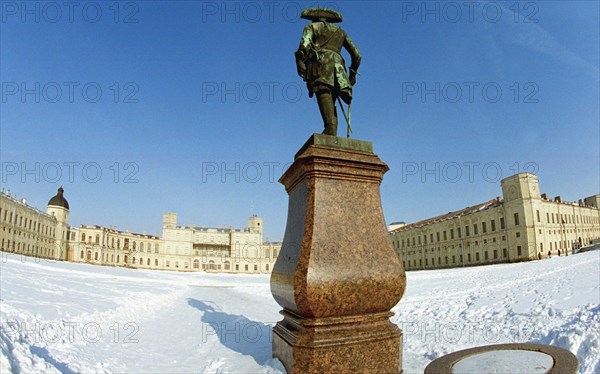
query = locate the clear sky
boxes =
[1,1,598,241]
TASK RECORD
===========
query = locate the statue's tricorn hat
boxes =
[301,8,343,23]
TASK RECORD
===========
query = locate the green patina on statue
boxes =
[295,8,361,137]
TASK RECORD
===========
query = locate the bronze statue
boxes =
[295,8,361,137]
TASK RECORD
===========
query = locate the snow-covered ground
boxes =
[1,250,598,373]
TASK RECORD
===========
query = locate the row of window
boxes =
[537,210,599,225]
[73,232,160,253]
[397,216,510,249]
[79,250,273,272]
[2,227,55,243]
[1,240,56,257]
[196,260,269,272]
[0,208,55,236]
[403,247,514,268]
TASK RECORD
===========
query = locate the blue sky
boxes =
[1,1,598,241]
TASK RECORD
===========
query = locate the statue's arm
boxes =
[295,24,314,79]
[343,35,361,85]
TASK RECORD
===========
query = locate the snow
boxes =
[1,251,598,373]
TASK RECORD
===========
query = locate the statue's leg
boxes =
[317,90,338,136]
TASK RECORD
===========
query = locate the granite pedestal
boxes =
[270,134,406,373]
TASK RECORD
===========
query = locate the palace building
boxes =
[0,187,279,274]
[389,173,600,271]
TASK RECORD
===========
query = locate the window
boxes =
[436,233,440,242]
[517,246,522,256]
[245,264,248,271]
[450,229,454,239]
[476,252,480,261]
[458,227,462,238]
[443,231,447,240]
[503,248,507,257]
[193,259,200,269]
[225,261,231,270]
[514,213,520,226]
[482,222,487,233]
[155,259,158,266]
[452,255,456,263]
[254,265,258,271]
[474,224,478,235]
[494,250,498,259]
[236,264,239,271]
[465,226,470,236]
[467,253,471,262]
[484,251,488,260]
[536,210,540,222]
[500,217,505,229]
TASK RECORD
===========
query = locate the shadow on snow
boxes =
[187,298,276,367]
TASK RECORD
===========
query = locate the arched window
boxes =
[208,260,215,270]
[132,257,136,264]
[139,257,143,265]
[224,261,231,270]
[193,259,200,269]
[80,250,84,258]
[94,252,98,260]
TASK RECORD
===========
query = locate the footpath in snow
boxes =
[0,250,598,373]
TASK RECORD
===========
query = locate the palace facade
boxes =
[0,188,279,274]
[390,173,600,271]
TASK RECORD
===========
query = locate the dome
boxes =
[48,187,69,210]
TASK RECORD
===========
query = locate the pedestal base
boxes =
[271,134,406,373]
[273,310,402,374]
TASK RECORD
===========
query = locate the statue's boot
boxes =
[317,91,338,136]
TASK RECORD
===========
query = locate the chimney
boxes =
[554,196,561,203]
[541,193,547,200]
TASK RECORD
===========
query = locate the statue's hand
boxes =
[296,61,306,79]
[349,74,357,86]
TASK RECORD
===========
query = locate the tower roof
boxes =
[48,187,69,210]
